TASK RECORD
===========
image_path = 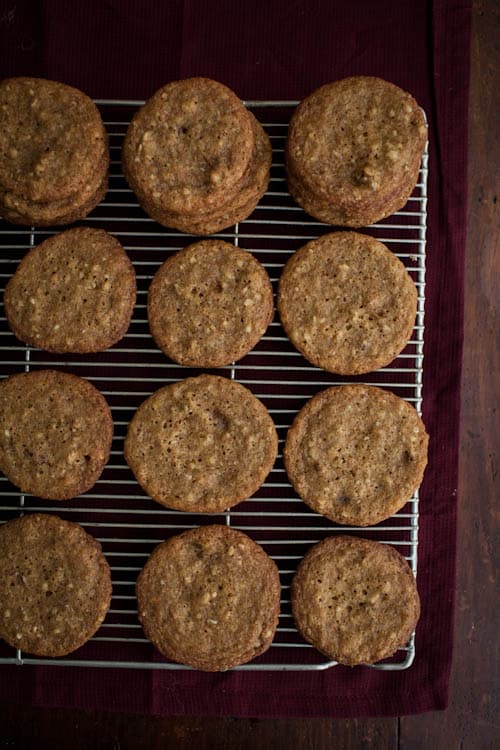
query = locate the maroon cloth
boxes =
[0,0,470,717]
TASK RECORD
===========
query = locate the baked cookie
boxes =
[148,240,273,367]
[0,370,113,500]
[292,535,420,665]
[286,77,427,227]
[0,77,109,226]
[277,231,417,374]
[287,166,412,228]
[0,163,108,227]
[0,513,112,657]
[5,228,137,353]
[123,77,254,215]
[123,79,271,234]
[137,524,281,670]
[283,384,428,526]
[141,113,272,234]
[125,374,278,513]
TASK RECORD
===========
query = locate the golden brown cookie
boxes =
[0,370,113,500]
[148,240,273,367]
[277,231,417,374]
[137,525,281,670]
[124,374,278,513]
[283,384,428,526]
[0,513,112,657]
[123,77,254,217]
[0,162,108,227]
[286,77,427,227]
[141,113,272,234]
[291,535,420,665]
[0,77,109,226]
[286,165,416,228]
[5,228,136,353]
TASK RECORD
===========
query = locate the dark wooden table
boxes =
[1,0,498,746]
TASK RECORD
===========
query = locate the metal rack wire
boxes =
[0,100,428,671]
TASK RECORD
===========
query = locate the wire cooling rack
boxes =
[0,100,428,671]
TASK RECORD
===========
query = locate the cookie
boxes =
[292,535,420,665]
[0,370,113,500]
[0,160,108,227]
[0,77,109,226]
[286,77,427,227]
[286,166,415,228]
[277,231,417,374]
[148,240,273,367]
[283,384,428,526]
[123,77,254,217]
[136,524,281,670]
[0,513,112,657]
[141,113,272,234]
[0,77,107,201]
[124,374,278,513]
[140,174,262,234]
[5,228,137,353]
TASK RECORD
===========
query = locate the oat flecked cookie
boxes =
[125,374,278,513]
[277,231,417,374]
[0,370,113,500]
[284,384,428,526]
[137,525,281,670]
[148,240,273,367]
[291,535,420,665]
[123,78,271,234]
[141,112,272,235]
[0,513,112,657]
[0,77,108,226]
[4,228,136,353]
[286,77,427,227]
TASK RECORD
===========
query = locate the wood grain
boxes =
[0,709,398,750]
[400,0,499,745]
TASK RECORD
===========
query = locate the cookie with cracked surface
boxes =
[286,76,427,227]
[283,384,428,526]
[137,524,280,670]
[291,535,420,665]
[124,374,278,513]
[0,513,112,657]
[5,228,136,353]
[122,77,254,217]
[277,231,417,374]
[0,370,113,500]
[0,77,108,226]
[148,240,273,367]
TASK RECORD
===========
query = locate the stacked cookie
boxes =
[123,77,271,234]
[286,76,427,227]
[0,77,108,226]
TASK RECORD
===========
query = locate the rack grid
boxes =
[0,100,428,671]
